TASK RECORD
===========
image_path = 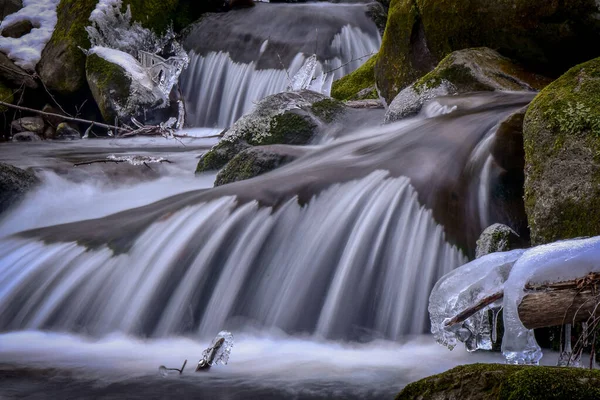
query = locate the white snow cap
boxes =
[0,0,61,71]
[89,46,155,91]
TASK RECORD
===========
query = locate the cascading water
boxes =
[0,92,535,398]
[180,3,381,128]
[0,91,532,339]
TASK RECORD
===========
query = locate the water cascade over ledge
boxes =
[0,92,533,342]
[180,3,381,128]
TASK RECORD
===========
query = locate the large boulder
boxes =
[396,364,600,400]
[523,57,600,245]
[36,0,98,95]
[331,55,379,101]
[86,48,165,123]
[0,162,39,214]
[196,90,346,173]
[376,0,600,103]
[385,48,549,122]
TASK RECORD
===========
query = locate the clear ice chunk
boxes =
[429,249,525,351]
[287,54,319,91]
[202,330,234,366]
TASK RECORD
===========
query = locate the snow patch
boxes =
[0,0,60,70]
[89,46,155,91]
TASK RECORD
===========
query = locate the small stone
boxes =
[12,131,41,142]
[475,223,522,258]
[1,19,33,38]
[11,116,45,134]
[55,122,81,140]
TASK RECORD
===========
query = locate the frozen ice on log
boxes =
[429,236,600,365]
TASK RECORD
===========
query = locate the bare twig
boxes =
[0,100,126,132]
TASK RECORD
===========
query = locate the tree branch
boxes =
[444,274,600,330]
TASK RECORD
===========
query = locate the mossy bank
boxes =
[397,363,600,400]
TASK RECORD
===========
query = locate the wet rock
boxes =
[214,146,297,186]
[376,0,600,103]
[37,0,97,95]
[366,2,387,36]
[523,57,600,245]
[0,162,39,214]
[12,131,41,142]
[196,90,346,173]
[385,48,550,123]
[491,107,527,173]
[55,122,80,140]
[1,19,33,38]
[475,223,522,258]
[86,50,165,124]
[11,116,45,134]
[0,52,37,89]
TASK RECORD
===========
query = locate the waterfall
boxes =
[0,92,533,342]
[0,172,464,340]
[180,3,381,128]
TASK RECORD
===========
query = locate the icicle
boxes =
[492,307,502,343]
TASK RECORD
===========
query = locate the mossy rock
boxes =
[385,48,549,122]
[523,57,600,245]
[331,55,379,101]
[376,0,600,103]
[475,224,523,258]
[85,52,132,123]
[36,0,98,95]
[214,146,295,186]
[397,363,600,400]
[196,90,345,173]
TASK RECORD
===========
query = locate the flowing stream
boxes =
[0,92,534,398]
[0,2,537,398]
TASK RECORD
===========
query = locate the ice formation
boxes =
[287,54,319,91]
[430,236,600,365]
[0,0,60,70]
[201,331,234,366]
[87,0,188,99]
[429,250,525,352]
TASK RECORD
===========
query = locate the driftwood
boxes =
[445,273,600,330]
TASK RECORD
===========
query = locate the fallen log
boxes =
[445,273,600,330]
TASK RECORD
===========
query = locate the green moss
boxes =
[214,148,288,186]
[331,55,378,101]
[40,0,97,94]
[86,53,132,122]
[397,364,600,400]
[523,57,600,243]
[413,58,491,93]
[252,113,316,146]
[195,140,241,173]
[374,0,423,103]
[125,0,179,33]
[310,98,345,123]
[0,82,14,112]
